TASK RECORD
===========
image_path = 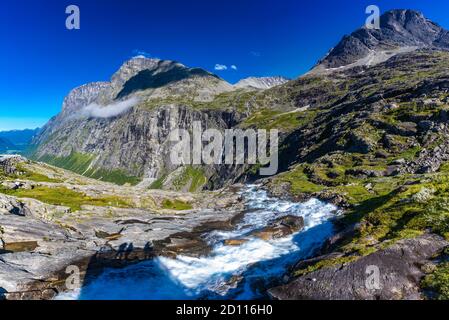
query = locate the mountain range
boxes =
[29,9,449,191]
[2,9,449,300]
[0,128,40,154]
[30,54,289,189]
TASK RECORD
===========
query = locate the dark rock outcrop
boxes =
[268,234,448,300]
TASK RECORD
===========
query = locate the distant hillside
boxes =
[0,137,15,152]
[0,128,40,154]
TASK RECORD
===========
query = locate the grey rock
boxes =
[418,120,434,131]
[234,76,289,90]
[268,234,448,300]
[31,56,245,190]
[346,131,376,154]
[0,179,244,299]
[251,215,305,240]
[0,156,27,176]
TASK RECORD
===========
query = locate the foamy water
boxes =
[57,185,338,300]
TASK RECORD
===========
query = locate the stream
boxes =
[58,185,338,300]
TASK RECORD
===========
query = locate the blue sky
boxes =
[2,0,449,131]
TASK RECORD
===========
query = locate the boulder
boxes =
[0,194,31,217]
[418,120,434,131]
[383,103,399,111]
[0,156,27,176]
[345,168,384,178]
[252,215,305,241]
[224,239,249,246]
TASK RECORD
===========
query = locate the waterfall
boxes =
[57,185,338,300]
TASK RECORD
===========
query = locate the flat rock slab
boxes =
[0,190,243,300]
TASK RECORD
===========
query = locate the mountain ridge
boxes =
[5,8,449,300]
[31,9,449,192]
[0,128,40,154]
[311,9,449,73]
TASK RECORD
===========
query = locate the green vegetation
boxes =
[0,164,61,183]
[275,165,324,194]
[241,109,317,132]
[262,75,350,111]
[0,185,132,212]
[161,199,193,211]
[150,167,207,192]
[172,166,207,192]
[294,256,359,276]
[274,152,394,201]
[149,175,166,189]
[38,152,140,185]
[275,151,449,278]
[422,262,449,300]
[18,170,60,183]
[267,53,449,286]
[198,90,257,111]
[39,151,94,175]
[141,89,258,112]
[83,168,140,186]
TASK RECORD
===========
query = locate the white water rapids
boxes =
[58,185,338,300]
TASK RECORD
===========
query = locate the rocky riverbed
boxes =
[1,156,448,300]
[0,156,245,299]
[0,157,338,300]
[55,185,338,300]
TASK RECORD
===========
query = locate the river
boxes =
[57,185,338,300]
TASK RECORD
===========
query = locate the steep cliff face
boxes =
[31,57,245,188]
[34,104,243,187]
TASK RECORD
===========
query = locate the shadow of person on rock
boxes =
[77,254,198,300]
[116,243,128,259]
[0,287,7,300]
[144,242,153,259]
[124,243,134,260]
[66,240,199,300]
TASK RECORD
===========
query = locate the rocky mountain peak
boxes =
[58,56,226,117]
[376,9,442,45]
[111,56,184,88]
[61,82,111,115]
[311,9,449,73]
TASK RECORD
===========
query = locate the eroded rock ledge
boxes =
[268,234,448,300]
[0,188,244,300]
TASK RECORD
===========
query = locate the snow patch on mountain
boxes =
[234,76,289,90]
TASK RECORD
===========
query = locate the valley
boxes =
[1,9,449,300]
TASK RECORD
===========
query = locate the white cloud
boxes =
[132,50,152,58]
[231,65,238,70]
[249,51,261,57]
[214,64,228,71]
[81,97,140,119]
